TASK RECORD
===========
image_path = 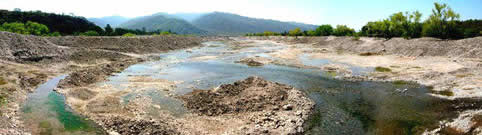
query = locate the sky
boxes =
[1,0,481,30]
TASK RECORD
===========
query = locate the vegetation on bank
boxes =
[0,10,176,37]
[246,2,481,39]
[0,9,102,35]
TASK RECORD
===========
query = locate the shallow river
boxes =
[22,41,479,135]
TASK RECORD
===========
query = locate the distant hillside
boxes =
[170,13,207,22]
[192,12,318,35]
[118,13,207,35]
[0,10,102,35]
[88,16,129,28]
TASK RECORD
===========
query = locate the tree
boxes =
[105,24,113,35]
[289,28,302,37]
[422,2,461,39]
[1,22,29,34]
[307,30,317,36]
[333,25,355,36]
[315,24,333,36]
[26,21,49,36]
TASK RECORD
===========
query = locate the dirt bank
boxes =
[247,36,482,59]
[0,32,204,135]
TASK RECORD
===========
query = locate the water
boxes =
[94,41,480,134]
[21,75,104,135]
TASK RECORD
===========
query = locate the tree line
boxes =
[247,2,481,39]
[0,9,175,37]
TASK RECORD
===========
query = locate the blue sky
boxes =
[1,0,481,30]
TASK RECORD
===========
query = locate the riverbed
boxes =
[23,40,481,134]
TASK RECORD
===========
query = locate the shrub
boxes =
[122,33,136,37]
[315,24,334,36]
[79,31,99,36]
[375,67,392,72]
[333,25,355,36]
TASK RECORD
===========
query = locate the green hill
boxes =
[118,13,207,35]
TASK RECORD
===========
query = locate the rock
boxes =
[283,104,293,110]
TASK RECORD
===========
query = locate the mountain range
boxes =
[88,12,318,35]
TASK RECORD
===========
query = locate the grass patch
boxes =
[326,71,337,77]
[39,121,51,128]
[0,77,7,85]
[432,90,454,96]
[359,52,379,56]
[335,47,344,54]
[455,73,473,78]
[375,67,392,72]
[392,80,410,85]
[390,65,401,68]
[412,66,422,69]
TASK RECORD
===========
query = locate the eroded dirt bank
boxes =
[244,36,482,134]
[0,31,204,134]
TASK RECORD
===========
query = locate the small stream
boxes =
[21,75,104,135]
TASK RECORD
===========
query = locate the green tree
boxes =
[26,21,49,36]
[1,22,29,34]
[289,28,302,37]
[422,2,461,39]
[105,24,113,36]
[333,25,355,36]
[315,24,333,36]
[307,30,317,36]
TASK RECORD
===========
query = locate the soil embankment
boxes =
[247,36,482,58]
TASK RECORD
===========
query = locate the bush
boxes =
[422,3,461,39]
[122,33,136,37]
[333,25,355,36]
[48,32,61,37]
[315,24,333,36]
[0,21,51,36]
[289,28,302,37]
[1,22,29,34]
[26,21,49,36]
[79,31,99,36]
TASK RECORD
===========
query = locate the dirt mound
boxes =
[181,76,293,116]
[47,35,203,54]
[0,31,70,62]
[248,36,482,58]
[101,116,180,135]
[180,76,315,134]
[235,57,272,66]
[58,58,142,88]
